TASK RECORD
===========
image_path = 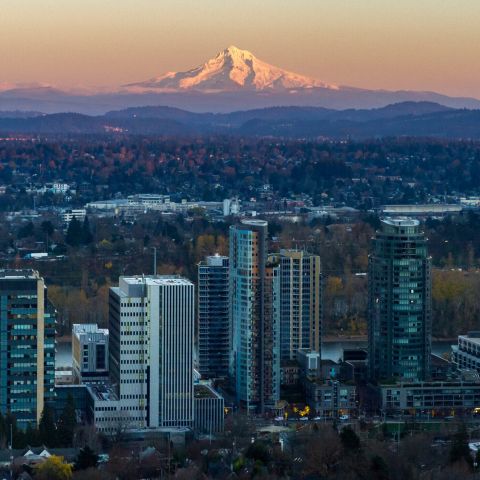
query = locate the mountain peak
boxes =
[125,46,338,93]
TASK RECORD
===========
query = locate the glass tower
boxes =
[0,270,56,429]
[368,218,431,382]
[229,220,280,413]
[198,255,229,379]
[270,250,322,361]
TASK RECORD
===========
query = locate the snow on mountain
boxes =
[124,45,339,93]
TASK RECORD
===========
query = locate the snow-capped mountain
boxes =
[124,45,339,93]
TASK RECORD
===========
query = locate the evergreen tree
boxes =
[65,217,83,247]
[39,406,57,447]
[81,216,93,245]
[74,446,99,471]
[449,423,473,467]
[340,426,361,452]
[57,394,76,447]
[41,220,55,237]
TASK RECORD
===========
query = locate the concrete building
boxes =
[109,276,195,429]
[270,249,322,361]
[379,378,480,415]
[223,198,240,217]
[452,332,480,373]
[304,380,356,418]
[0,270,56,428]
[229,220,280,413]
[194,384,225,435]
[368,218,432,382]
[198,255,229,379]
[61,209,86,224]
[72,324,109,383]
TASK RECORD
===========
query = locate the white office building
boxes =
[108,275,195,430]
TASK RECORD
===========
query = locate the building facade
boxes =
[379,380,480,415]
[270,249,322,361]
[229,220,280,412]
[109,276,195,430]
[368,218,432,382]
[72,324,109,383]
[198,255,229,379]
[194,384,225,435]
[452,332,480,373]
[0,270,55,428]
[304,380,356,418]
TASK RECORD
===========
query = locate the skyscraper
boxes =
[229,220,280,413]
[0,270,55,428]
[270,249,322,361]
[198,254,229,379]
[368,218,432,382]
[109,276,195,428]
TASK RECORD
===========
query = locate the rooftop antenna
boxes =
[153,247,157,276]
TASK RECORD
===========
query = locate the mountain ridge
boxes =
[1,101,479,139]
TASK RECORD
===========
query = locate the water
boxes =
[55,339,454,368]
[322,339,453,362]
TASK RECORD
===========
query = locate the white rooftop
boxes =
[121,275,193,286]
[382,217,420,227]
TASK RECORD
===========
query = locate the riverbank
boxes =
[323,335,457,343]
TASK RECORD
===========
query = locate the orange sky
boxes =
[1,0,479,97]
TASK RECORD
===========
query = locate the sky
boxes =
[1,0,480,97]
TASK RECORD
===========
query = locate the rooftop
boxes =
[0,269,40,280]
[73,323,109,336]
[459,332,480,345]
[194,383,222,400]
[240,219,268,227]
[382,217,420,227]
[121,275,193,287]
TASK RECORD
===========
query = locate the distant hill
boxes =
[0,102,479,139]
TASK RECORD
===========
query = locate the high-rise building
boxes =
[109,276,194,429]
[270,249,322,361]
[368,218,431,382]
[0,270,55,428]
[229,220,280,413]
[72,324,109,383]
[198,255,229,379]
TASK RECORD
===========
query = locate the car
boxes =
[299,416,309,421]
[339,415,350,421]
[313,416,323,421]
[274,416,284,421]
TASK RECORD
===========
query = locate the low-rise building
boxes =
[194,384,224,435]
[304,379,357,418]
[379,378,480,415]
[62,208,86,224]
[72,324,109,383]
[452,332,480,373]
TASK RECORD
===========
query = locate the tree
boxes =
[57,394,77,447]
[41,220,55,237]
[75,445,98,471]
[340,426,361,452]
[35,455,73,480]
[449,423,473,468]
[66,217,83,247]
[18,221,35,239]
[82,216,93,245]
[39,406,57,447]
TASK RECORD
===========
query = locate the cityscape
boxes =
[2,1,480,479]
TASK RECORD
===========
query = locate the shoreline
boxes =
[322,335,456,343]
